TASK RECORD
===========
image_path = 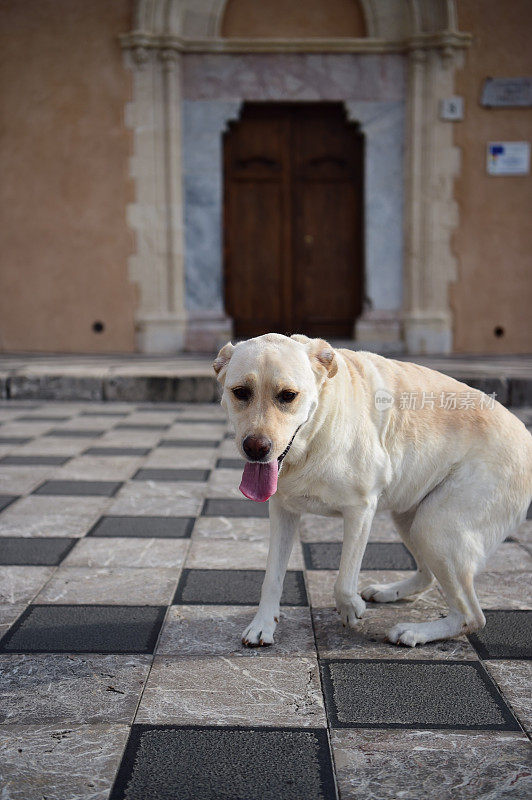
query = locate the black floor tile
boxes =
[216,458,244,469]
[202,498,269,518]
[15,415,71,422]
[174,569,307,606]
[303,542,416,571]
[0,437,32,445]
[0,537,76,565]
[114,423,170,431]
[172,417,222,424]
[33,480,122,497]
[0,604,166,653]
[84,446,151,456]
[88,516,194,538]
[0,455,70,466]
[468,610,532,659]
[320,659,520,731]
[159,439,220,448]
[527,502,531,519]
[45,429,105,438]
[110,726,337,800]
[0,495,18,512]
[133,468,210,482]
[80,411,129,417]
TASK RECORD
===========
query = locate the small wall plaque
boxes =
[481,77,532,108]
[440,96,464,121]
[487,142,530,176]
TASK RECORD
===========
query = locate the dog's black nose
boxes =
[243,435,272,461]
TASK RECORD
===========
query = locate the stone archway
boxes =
[121,0,471,353]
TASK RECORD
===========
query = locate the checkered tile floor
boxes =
[0,401,531,800]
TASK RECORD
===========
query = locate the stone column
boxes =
[123,43,187,353]
[402,43,464,354]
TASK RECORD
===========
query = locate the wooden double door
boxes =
[223,103,364,339]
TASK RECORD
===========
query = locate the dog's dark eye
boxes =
[278,390,298,404]
[232,386,252,401]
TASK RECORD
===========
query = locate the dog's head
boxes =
[213,333,337,501]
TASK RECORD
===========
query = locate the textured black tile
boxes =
[114,423,169,431]
[0,605,166,653]
[0,537,76,565]
[110,726,337,800]
[172,417,222,424]
[0,437,32,445]
[135,405,182,412]
[469,611,532,660]
[303,542,416,571]
[0,455,70,466]
[45,429,105,438]
[0,495,18,512]
[15,415,71,422]
[33,480,122,497]
[80,410,129,417]
[84,447,151,456]
[158,439,220,448]
[133,468,210,482]
[320,659,520,731]
[216,458,244,469]
[202,498,269,518]
[527,502,531,520]
[88,516,194,538]
[174,569,307,606]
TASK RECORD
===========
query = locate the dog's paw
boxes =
[386,622,427,647]
[361,583,400,603]
[335,594,366,628]
[241,615,278,647]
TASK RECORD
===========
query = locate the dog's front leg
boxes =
[335,499,377,627]
[242,494,300,647]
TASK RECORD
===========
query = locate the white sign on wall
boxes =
[487,142,530,175]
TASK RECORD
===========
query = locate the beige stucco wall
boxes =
[221,0,366,38]
[0,0,136,353]
[451,0,532,353]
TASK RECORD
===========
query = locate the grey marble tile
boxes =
[192,515,270,542]
[0,723,130,800]
[331,730,532,800]
[185,538,303,570]
[144,447,216,469]
[0,567,55,604]
[306,569,433,608]
[476,572,532,609]
[484,543,532,572]
[206,468,245,498]
[49,456,142,481]
[135,655,326,727]
[13,436,94,455]
[166,422,226,439]
[299,512,402,543]
[63,537,189,568]
[97,430,162,448]
[0,604,26,628]
[484,660,532,733]
[217,438,241,457]
[156,605,316,657]
[513,520,532,546]
[107,481,205,517]
[312,605,477,660]
[0,654,152,724]
[0,467,53,494]
[0,495,109,537]
[34,566,179,605]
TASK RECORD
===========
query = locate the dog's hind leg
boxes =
[361,509,434,603]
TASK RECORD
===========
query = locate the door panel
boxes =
[224,103,363,339]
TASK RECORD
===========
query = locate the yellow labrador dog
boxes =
[214,333,532,647]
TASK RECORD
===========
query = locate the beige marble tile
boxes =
[166,422,226,439]
[13,437,93,455]
[206,468,243,498]
[185,538,303,570]
[0,467,53,495]
[97,430,162,447]
[34,566,179,605]
[305,569,436,609]
[135,655,326,727]
[0,723,130,800]
[48,455,142,481]
[484,543,532,572]
[192,516,270,542]
[157,605,316,657]
[513,520,532,546]
[331,730,532,800]
[0,654,152,724]
[0,567,55,604]
[144,448,217,469]
[475,572,532,609]
[312,605,477,660]
[63,537,189,569]
[484,660,532,733]
[107,481,205,517]
[217,438,241,458]
[0,605,26,628]
[0,495,109,537]
[299,511,401,543]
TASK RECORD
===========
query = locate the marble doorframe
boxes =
[121,0,471,354]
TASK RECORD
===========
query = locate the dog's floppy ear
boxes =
[213,341,235,382]
[306,338,338,379]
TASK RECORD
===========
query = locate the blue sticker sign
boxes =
[487,142,530,175]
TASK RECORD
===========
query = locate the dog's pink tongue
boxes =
[239,461,278,502]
